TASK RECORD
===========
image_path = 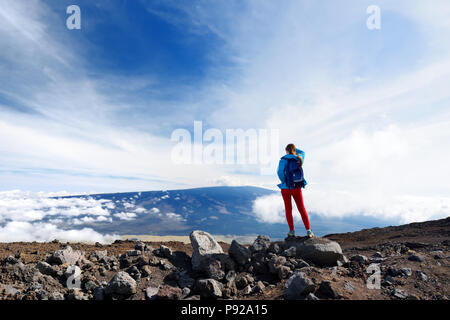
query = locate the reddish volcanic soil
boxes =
[0,217,448,300]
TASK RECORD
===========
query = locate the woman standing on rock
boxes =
[277,144,314,238]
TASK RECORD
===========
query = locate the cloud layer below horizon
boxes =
[0,190,186,243]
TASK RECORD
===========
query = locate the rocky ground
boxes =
[0,217,448,300]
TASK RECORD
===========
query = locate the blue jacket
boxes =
[277,148,307,189]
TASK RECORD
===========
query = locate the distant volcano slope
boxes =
[56,186,277,237]
[49,186,397,239]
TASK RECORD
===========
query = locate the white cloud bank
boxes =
[0,190,112,223]
[0,221,118,244]
[253,191,450,225]
[0,190,186,243]
[0,190,120,243]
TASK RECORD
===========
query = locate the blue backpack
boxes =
[284,157,305,189]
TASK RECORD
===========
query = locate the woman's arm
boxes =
[296,148,305,164]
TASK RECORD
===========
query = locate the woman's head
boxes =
[285,144,296,155]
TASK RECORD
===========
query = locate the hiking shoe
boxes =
[306,230,314,238]
[287,230,295,237]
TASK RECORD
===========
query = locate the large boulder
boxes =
[190,230,224,271]
[89,250,108,261]
[66,288,89,301]
[408,254,425,262]
[36,261,57,276]
[316,280,339,299]
[234,273,254,290]
[228,240,251,265]
[105,271,137,296]
[47,246,84,265]
[159,245,173,258]
[250,235,271,253]
[189,230,235,280]
[205,259,225,280]
[48,292,65,300]
[350,254,368,264]
[3,256,19,265]
[277,265,291,279]
[177,271,196,289]
[268,255,287,274]
[195,279,223,299]
[284,237,344,267]
[155,285,182,300]
[145,287,159,300]
[283,272,315,299]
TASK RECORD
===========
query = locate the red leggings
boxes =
[281,188,311,231]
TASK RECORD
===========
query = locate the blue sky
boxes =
[1,0,450,224]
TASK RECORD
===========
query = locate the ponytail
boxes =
[285,143,302,166]
[285,144,296,155]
